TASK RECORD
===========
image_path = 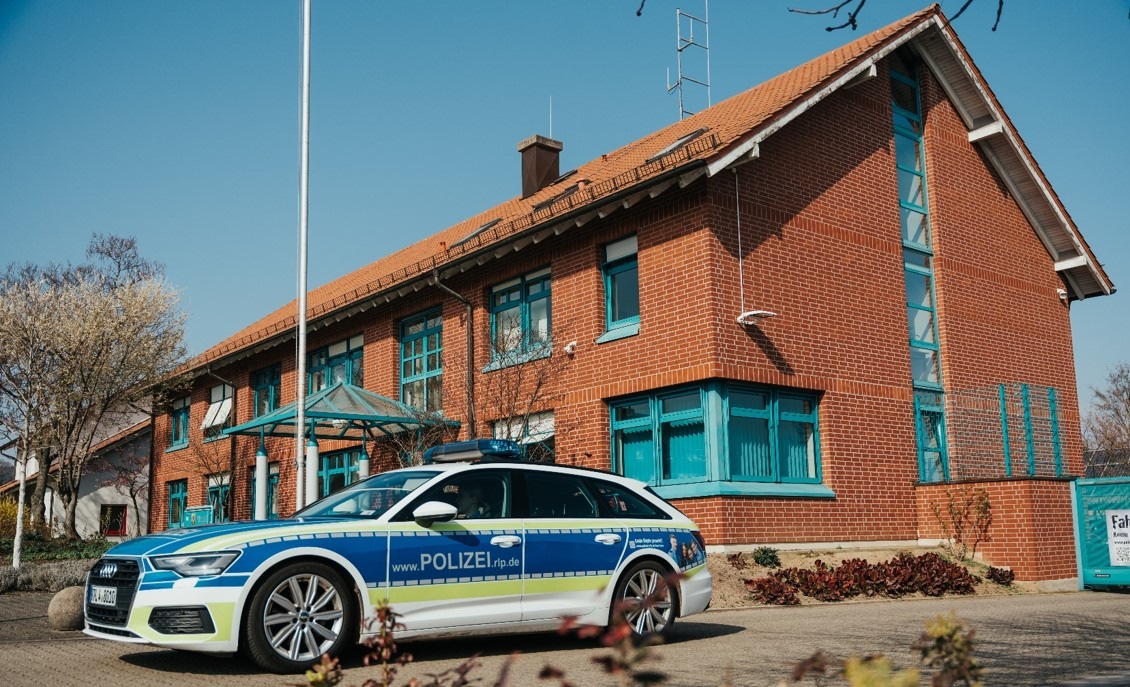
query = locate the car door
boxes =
[519,469,627,622]
[386,469,523,632]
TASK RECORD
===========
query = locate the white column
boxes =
[254,445,268,521]
[305,436,319,506]
[358,447,370,480]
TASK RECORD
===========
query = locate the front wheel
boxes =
[613,560,679,639]
[243,561,357,674]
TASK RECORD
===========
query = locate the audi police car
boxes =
[84,440,713,673]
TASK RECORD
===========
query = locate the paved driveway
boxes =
[4,590,1130,686]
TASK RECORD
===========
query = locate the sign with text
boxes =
[1106,510,1130,566]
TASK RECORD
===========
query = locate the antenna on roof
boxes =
[666,1,711,121]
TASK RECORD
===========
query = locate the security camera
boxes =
[563,341,577,356]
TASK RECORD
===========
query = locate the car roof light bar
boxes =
[423,439,523,464]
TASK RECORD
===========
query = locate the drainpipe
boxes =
[206,368,237,521]
[432,271,477,438]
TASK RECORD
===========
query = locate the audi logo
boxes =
[98,562,118,578]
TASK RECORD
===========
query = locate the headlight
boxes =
[150,551,240,577]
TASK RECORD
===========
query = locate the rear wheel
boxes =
[613,560,679,638]
[243,561,357,674]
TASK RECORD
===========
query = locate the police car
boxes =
[84,440,713,673]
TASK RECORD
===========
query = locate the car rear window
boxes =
[587,478,670,519]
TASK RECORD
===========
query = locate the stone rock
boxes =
[48,586,85,631]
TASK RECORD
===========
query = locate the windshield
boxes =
[297,469,440,519]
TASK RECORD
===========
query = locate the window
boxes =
[99,504,127,537]
[413,471,511,520]
[600,236,640,340]
[400,310,443,413]
[309,334,364,393]
[890,53,949,482]
[489,268,551,363]
[167,479,187,528]
[319,449,361,498]
[524,472,598,518]
[611,382,826,498]
[493,411,555,463]
[253,365,281,418]
[207,473,231,523]
[646,127,708,163]
[250,462,280,519]
[201,383,233,441]
[169,397,190,449]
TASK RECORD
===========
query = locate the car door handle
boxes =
[594,533,622,545]
[490,535,522,548]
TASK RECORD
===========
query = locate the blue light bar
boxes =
[423,439,523,464]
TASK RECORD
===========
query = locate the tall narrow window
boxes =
[490,268,551,361]
[202,383,233,441]
[602,236,640,335]
[252,365,281,418]
[167,479,187,528]
[400,310,443,413]
[169,397,190,449]
[891,52,948,481]
[309,334,364,393]
[207,473,230,523]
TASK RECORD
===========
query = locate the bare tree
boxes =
[479,320,574,463]
[1084,363,1130,477]
[0,235,186,547]
[636,1,1013,31]
[377,410,461,468]
[88,436,150,538]
[180,438,234,523]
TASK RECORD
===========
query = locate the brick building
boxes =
[149,6,1112,584]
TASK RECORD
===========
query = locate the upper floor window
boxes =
[202,383,233,441]
[252,365,281,418]
[400,310,443,413]
[602,236,640,337]
[610,382,825,499]
[309,334,364,393]
[490,268,551,362]
[169,396,190,449]
[167,479,187,528]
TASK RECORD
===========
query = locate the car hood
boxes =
[102,518,341,557]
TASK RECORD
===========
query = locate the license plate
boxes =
[90,585,117,607]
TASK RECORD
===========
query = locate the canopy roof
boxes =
[224,381,456,441]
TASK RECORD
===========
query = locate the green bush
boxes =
[752,545,781,568]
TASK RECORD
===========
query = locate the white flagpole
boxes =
[294,0,312,512]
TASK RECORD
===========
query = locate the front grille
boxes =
[148,606,215,635]
[85,558,141,627]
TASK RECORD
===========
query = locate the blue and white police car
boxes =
[84,440,713,673]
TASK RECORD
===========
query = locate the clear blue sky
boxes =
[1,1,1126,416]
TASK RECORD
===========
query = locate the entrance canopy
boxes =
[224,381,457,442]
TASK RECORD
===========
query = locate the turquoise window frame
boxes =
[169,397,190,449]
[249,463,280,520]
[308,335,364,393]
[400,309,443,413]
[488,268,552,364]
[207,480,231,524]
[603,256,640,331]
[610,381,825,496]
[319,449,360,497]
[167,479,187,528]
[891,56,950,482]
[252,365,281,419]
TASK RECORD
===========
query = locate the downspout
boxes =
[207,368,237,521]
[146,402,156,534]
[432,271,477,438]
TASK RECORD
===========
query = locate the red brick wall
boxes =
[148,52,1084,585]
[915,479,1077,581]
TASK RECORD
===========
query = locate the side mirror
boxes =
[413,501,458,528]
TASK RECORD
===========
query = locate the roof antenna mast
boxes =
[666,1,711,121]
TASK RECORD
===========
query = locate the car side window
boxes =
[407,471,510,520]
[524,472,599,519]
[588,478,670,519]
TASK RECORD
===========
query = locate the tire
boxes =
[243,561,358,674]
[612,560,679,639]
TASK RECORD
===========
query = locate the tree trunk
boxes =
[63,493,79,540]
[28,448,53,531]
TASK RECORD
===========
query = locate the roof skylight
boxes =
[646,127,708,163]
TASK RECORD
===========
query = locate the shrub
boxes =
[930,485,993,562]
[986,566,1015,586]
[744,575,799,605]
[0,497,26,539]
[0,559,95,593]
[751,546,781,568]
[726,552,747,570]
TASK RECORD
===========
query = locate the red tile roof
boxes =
[182,5,975,372]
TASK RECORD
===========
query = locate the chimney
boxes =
[517,135,563,199]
